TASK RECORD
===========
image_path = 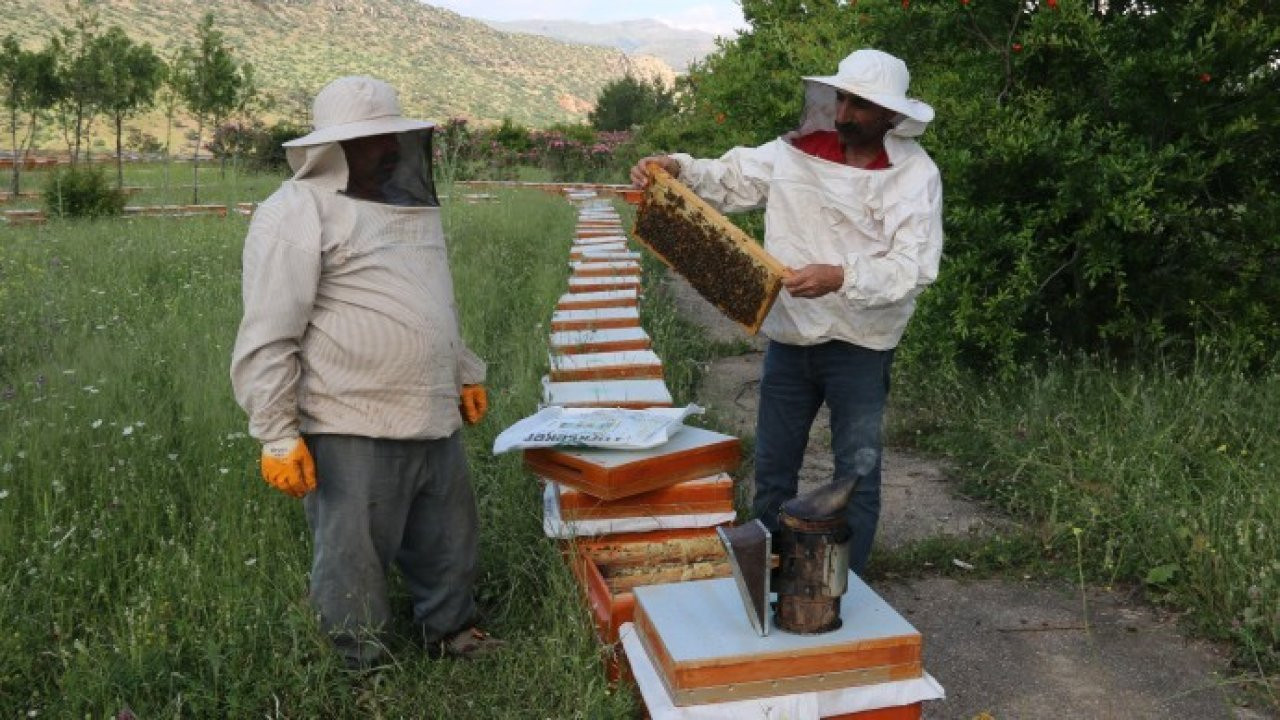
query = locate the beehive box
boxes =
[632,573,923,706]
[633,165,789,334]
[570,260,642,278]
[567,527,731,646]
[573,250,641,262]
[523,425,740,500]
[620,623,933,720]
[550,307,641,332]
[567,275,642,294]
[556,289,638,312]
[570,244,630,260]
[549,327,651,355]
[548,350,663,382]
[574,234,629,246]
[541,378,673,409]
[553,472,733,521]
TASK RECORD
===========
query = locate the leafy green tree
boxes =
[95,26,163,188]
[639,0,1280,373]
[50,0,105,164]
[174,12,246,203]
[588,73,674,131]
[1,36,61,195]
[154,45,184,188]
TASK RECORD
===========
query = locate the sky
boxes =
[425,0,746,37]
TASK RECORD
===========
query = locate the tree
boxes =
[2,35,28,194]
[2,36,61,195]
[51,0,104,164]
[588,73,674,131]
[174,12,245,204]
[646,0,1280,372]
[95,26,163,188]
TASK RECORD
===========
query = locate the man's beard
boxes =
[835,120,879,147]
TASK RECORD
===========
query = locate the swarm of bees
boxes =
[632,165,788,334]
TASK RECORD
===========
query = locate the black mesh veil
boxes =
[383,128,439,207]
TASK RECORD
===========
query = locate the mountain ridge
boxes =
[0,0,676,128]
[485,18,720,73]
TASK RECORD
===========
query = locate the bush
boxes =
[209,120,305,173]
[633,1,1280,375]
[42,165,126,218]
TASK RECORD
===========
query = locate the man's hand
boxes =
[783,264,844,299]
[629,155,680,188]
[260,437,316,498]
[460,384,488,425]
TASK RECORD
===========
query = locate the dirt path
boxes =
[660,272,1272,719]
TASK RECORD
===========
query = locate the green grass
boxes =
[0,173,639,716]
[8,164,1275,713]
[888,352,1280,683]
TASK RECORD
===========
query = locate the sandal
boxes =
[430,626,505,660]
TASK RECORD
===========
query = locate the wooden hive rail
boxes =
[632,164,789,335]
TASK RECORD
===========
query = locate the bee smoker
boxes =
[718,452,874,636]
[770,475,857,634]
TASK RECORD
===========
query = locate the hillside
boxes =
[487,18,720,73]
[0,0,676,128]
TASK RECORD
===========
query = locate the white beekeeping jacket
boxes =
[670,85,943,351]
[230,138,485,442]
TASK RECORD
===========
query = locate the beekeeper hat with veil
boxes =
[794,48,935,139]
[283,75,439,206]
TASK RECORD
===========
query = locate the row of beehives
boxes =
[2,203,238,226]
[522,187,743,680]
[519,188,943,720]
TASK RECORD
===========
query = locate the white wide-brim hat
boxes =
[283,75,435,148]
[803,49,934,124]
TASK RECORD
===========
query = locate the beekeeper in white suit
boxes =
[231,75,501,668]
[630,49,943,576]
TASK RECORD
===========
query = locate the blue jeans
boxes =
[751,340,894,575]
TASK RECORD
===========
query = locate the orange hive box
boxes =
[578,228,626,239]
[556,289,638,311]
[620,622,931,719]
[632,573,923,706]
[523,425,740,501]
[570,260,642,278]
[547,350,662,382]
[549,327,651,355]
[566,527,730,648]
[550,307,641,332]
[633,164,789,335]
[554,472,733,521]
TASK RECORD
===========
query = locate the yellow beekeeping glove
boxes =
[260,437,316,498]
[460,384,488,425]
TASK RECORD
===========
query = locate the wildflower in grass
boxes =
[0,488,9,498]
[91,419,103,429]
[122,426,134,436]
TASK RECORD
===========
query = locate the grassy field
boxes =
[3,164,1276,714]
[886,351,1280,687]
[4,160,285,211]
[0,173,645,716]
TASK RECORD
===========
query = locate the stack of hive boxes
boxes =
[525,188,742,678]
[527,188,944,718]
